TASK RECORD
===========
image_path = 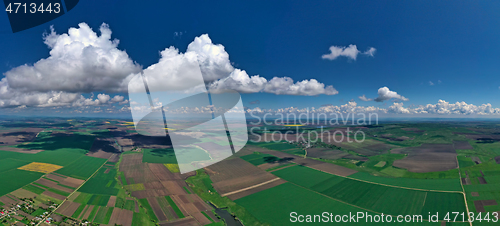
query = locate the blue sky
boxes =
[1,0,500,116]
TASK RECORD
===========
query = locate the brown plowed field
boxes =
[120,153,158,183]
[45,174,66,183]
[11,189,37,199]
[108,153,120,162]
[147,197,168,222]
[132,189,172,199]
[144,181,165,189]
[160,181,186,195]
[257,149,357,176]
[192,212,212,225]
[86,150,114,159]
[206,158,278,194]
[453,141,473,150]
[35,178,73,193]
[0,146,44,153]
[393,143,458,173]
[149,163,181,180]
[0,128,44,146]
[107,196,116,207]
[495,156,500,164]
[108,208,133,226]
[56,201,81,217]
[0,195,18,206]
[42,190,67,201]
[60,177,84,188]
[82,205,94,220]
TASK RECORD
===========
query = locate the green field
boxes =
[271,165,466,219]
[0,169,44,196]
[123,199,136,211]
[56,156,106,180]
[271,165,336,188]
[457,156,476,168]
[142,147,211,164]
[0,158,29,173]
[0,149,86,167]
[348,172,462,191]
[93,206,113,224]
[23,184,45,194]
[31,208,46,217]
[142,148,178,164]
[72,204,86,218]
[17,132,95,151]
[235,183,441,225]
[138,198,159,222]
[132,206,156,226]
[78,166,119,196]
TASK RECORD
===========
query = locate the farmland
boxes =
[17,162,63,173]
[270,165,466,219]
[2,119,500,225]
[55,155,107,179]
[235,183,440,226]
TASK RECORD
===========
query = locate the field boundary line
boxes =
[267,163,297,173]
[220,178,281,197]
[290,161,463,193]
[283,180,469,223]
[35,156,112,226]
[457,156,473,226]
[256,147,462,193]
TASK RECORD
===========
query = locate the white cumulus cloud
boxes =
[322,45,376,60]
[209,69,337,96]
[4,23,141,93]
[359,87,408,102]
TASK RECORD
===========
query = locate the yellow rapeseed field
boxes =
[18,162,63,173]
[164,164,180,173]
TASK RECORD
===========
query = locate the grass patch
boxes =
[31,208,46,217]
[125,183,145,192]
[374,161,386,167]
